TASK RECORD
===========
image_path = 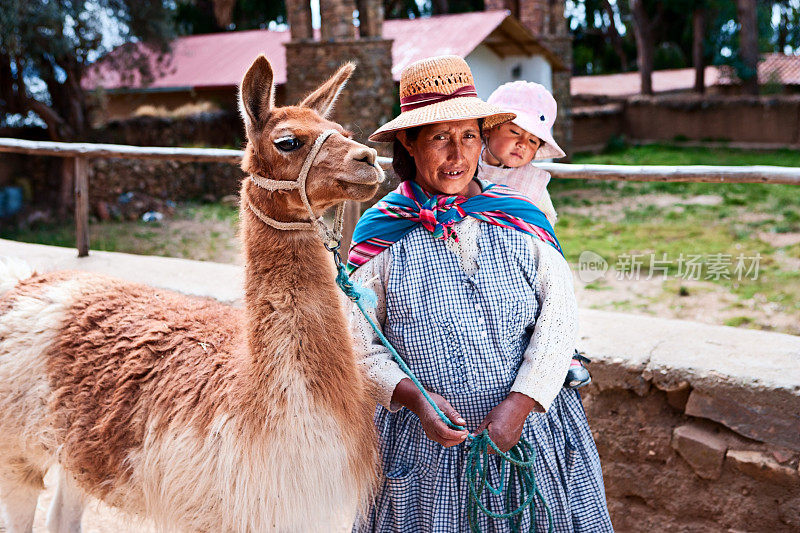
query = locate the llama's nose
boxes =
[353,147,377,166]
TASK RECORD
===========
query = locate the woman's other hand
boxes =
[391,378,469,447]
[474,392,544,453]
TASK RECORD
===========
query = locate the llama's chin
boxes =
[339,180,381,202]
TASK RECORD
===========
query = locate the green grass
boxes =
[573,142,800,166]
[555,144,800,317]
[1,203,241,262]
[724,316,754,327]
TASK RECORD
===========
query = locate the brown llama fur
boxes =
[0,55,382,532]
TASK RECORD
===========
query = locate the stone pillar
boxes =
[286,0,313,41]
[484,0,517,17]
[356,0,383,38]
[320,0,357,40]
[284,40,394,146]
[518,0,549,36]
[285,0,392,146]
[548,0,569,36]
[543,35,573,160]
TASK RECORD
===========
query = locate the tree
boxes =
[0,0,175,141]
[772,1,800,52]
[736,0,760,94]
[602,0,630,71]
[629,0,659,94]
[382,0,481,20]
[693,2,708,93]
[569,0,637,75]
[175,0,286,34]
[384,0,423,19]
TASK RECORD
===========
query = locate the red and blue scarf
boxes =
[346,179,562,273]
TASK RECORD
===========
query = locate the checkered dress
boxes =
[353,224,613,532]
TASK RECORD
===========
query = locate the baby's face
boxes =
[484,122,542,167]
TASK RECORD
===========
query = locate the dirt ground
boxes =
[573,271,800,336]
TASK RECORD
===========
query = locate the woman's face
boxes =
[398,119,482,197]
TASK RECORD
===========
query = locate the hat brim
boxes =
[369,96,515,143]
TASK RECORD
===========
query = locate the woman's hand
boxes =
[391,378,469,447]
[474,392,544,453]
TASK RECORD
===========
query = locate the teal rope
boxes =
[331,247,553,532]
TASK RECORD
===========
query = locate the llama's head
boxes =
[238,55,383,222]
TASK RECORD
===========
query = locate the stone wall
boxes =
[625,95,800,146]
[571,104,624,152]
[87,158,243,208]
[97,111,245,148]
[572,95,800,152]
[0,117,246,220]
[577,308,800,532]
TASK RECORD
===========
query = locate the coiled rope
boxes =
[331,245,553,533]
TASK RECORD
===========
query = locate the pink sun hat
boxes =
[487,80,566,160]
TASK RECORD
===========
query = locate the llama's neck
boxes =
[239,206,354,413]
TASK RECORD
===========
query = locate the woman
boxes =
[347,55,613,532]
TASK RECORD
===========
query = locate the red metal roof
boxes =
[384,10,509,79]
[84,10,514,92]
[84,29,290,90]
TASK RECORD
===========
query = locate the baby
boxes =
[479,80,591,389]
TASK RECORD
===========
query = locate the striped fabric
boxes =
[346,179,562,273]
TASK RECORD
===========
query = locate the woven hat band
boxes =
[399,85,478,113]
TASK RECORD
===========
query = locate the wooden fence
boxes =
[2,137,799,257]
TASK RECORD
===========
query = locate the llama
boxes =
[0,55,382,532]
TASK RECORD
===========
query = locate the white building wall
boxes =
[465,44,553,100]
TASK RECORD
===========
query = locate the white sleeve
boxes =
[347,250,409,412]
[537,188,558,227]
[510,238,577,411]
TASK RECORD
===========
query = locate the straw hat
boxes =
[369,55,515,143]
[487,81,566,160]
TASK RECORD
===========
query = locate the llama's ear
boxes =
[298,62,355,118]
[239,55,274,133]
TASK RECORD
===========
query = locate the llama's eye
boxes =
[274,137,303,152]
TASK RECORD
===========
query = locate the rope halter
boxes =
[247,128,344,248]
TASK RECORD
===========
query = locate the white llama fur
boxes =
[127,403,357,532]
[0,278,79,532]
[0,257,34,297]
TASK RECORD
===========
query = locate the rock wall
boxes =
[572,95,800,152]
[577,308,800,532]
[87,158,244,215]
[96,111,244,148]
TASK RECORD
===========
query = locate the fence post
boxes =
[74,156,89,257]
[340,200,360,254]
